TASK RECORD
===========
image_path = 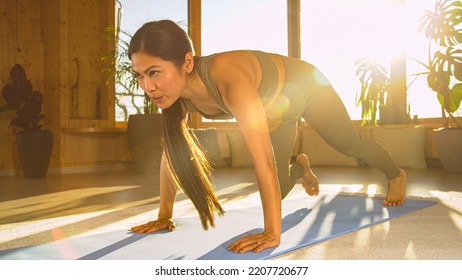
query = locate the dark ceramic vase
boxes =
[434,127,462,174]
[16,129,53,178]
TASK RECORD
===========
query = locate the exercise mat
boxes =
[0,194,436,260]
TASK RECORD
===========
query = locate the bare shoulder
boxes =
[211,50,257,65]
[209,50,261,88]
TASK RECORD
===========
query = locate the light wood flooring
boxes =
[1,166,462,259]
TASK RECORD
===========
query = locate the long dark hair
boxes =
[128,20,224,229]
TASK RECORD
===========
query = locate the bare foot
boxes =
[296,154,320,196]
[383,168,407,206]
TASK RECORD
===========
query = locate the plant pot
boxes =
[434,127,462,174]
[379,105,409,125]
[127,113,163,173]
[16,129,54,178]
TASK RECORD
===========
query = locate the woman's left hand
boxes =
[227,231,280,253]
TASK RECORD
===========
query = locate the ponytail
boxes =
[162,100,224,229]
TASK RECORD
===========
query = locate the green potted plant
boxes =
[102,26,162,174]
[102,27,158,119]
[355,58,391,126]
[416,0,462,173]
[355,57,411,126]
[1,64,53,178]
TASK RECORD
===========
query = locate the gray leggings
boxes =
[249,51,401,199]
[271,84,400,199]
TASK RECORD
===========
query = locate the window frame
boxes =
[116,0,445,129]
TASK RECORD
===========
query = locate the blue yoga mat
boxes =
[0,194,436,260]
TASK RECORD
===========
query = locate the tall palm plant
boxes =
[355,58,391,125]
[101,27,158,121]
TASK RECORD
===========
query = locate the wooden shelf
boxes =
[62,127,127,134]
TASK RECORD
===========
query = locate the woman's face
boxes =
[131,52,188,110]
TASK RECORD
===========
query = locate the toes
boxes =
[306,188,315,196]
[382,200,394,206]
[310,185,319,196]
[302,178,319,196]
[296,153,320,197]
[382,198,404,206]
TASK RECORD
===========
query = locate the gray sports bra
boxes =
[181,55,233,120]
[181,50,279,120]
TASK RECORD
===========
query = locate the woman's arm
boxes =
[131,152,177,233]
[212,52,282,253]
[229,103,282,253]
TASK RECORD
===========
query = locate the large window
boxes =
[404,0,448,119]
[301,0,404,120]
[200,0,287,123]
[300,0,444,121]
[115,0,188,122]
[201,0,288,56]
[115,0,454,124]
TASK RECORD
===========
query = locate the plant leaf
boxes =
[10,64,27,88]
[437,82,462,112]
[2,84,23,107]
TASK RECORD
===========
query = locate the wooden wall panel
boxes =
[0,0,41,42]
[62,132,130,165]
[68,0,100,120]
[40,0,67,168]
[0,38,44,169]
[0,123,16,169]
[1,0,123,172]
[0,0,45,171]
[0,39,44,92]
[65,0,115,123]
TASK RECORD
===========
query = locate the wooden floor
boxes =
[1,166,462,259]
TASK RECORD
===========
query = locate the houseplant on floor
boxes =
[416,0,462,173]
[102,26,162,173]
[1,64,53,178]
[355,57,410,126]
[355,58,391,126]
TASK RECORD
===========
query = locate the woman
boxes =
[129,20,406,253]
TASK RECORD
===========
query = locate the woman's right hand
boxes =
[131,218,176,234]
